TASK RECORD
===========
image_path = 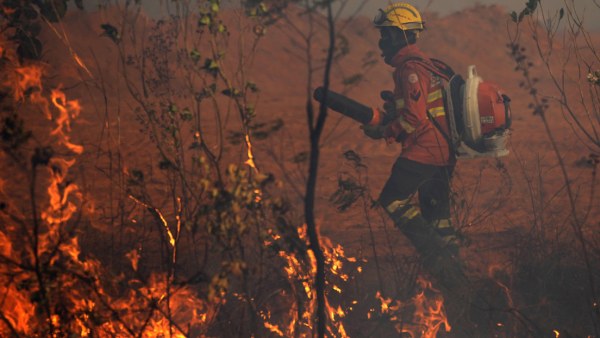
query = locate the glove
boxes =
[361,124,386,139]
[380,90,396,115]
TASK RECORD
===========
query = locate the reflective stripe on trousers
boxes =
[385,198,421,226]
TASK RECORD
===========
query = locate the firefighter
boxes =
[362,3,460,262]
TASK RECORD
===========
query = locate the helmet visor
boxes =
[373,8,389,26]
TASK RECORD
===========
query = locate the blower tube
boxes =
[313,87,383,125]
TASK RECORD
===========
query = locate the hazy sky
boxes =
[354,0,600,31]
[86,0,600,31]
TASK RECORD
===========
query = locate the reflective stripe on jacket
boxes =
[383,44,453,166]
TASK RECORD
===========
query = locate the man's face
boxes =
[378,27,406,65]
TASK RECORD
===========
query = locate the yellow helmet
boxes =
[373,3,424,31]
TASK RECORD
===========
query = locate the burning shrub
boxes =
[0,32,219,337]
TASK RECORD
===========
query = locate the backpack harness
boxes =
[401,56,512,159]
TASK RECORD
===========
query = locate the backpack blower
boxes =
[313,62,512,159]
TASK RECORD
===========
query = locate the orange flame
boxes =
[15,65,44,101]
[40,158,80,229]
[10,65,53,121]
[261,311,285,336]
[1,279,36,335]
[411,277,451,338]
[242,134,264,204]
[376,276,451,338]
[244,134,258,172]
[269,224,354,337]
[11,61,83,154]
[1,36,219,338]
[51,88,84,154]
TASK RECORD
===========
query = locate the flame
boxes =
[1,282,36,336]
[0,36,220,338]
[126,249,140,271]
[128,195,176,248]
[1,6,17,16]
[0,24,459,338]
[0,38,91,336]
[51,88,84,154]
[244,134,258,172]
[242,134,264,204]
[268,224,355,337]
[15,65,44,101]
[375,276,451,338]
[411,277,451,337]
[40,157,81,241]
[105,273,215,336]
[10,60,84,155]
[261,311,285,336]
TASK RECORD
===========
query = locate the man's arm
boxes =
[384,63,430,141]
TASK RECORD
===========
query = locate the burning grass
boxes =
[0,35,362,336]
[0,37,215,337]
[0,50,450,337]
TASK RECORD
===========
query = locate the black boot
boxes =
[431,218,461,256]
[397,216,468,292]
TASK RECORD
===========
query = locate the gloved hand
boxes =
[380,90,396,116]
[361,124,386,139]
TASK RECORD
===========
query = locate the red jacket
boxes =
[383,44,454,166]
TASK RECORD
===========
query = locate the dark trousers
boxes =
[378,158,467,294]
[378,157,454,224]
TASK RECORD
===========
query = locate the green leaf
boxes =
[39,0,67,22]
[204,59,218,69]
[518,9,528,23]
[510,11,518,23]
[180,109,193,121]
[221,88,241,97]
[526,0,539,12]
[17,37,42,60]
[100,23,120,43]
[1,114,32,149]
[31,146,54,166]
[159,158,174,170]
[245,82,259,93]
[292,151,308,164]
[198,14,212,26]
[226,132,244,145]
[245,105,255,119]
[190,48,201,62]
[26,22,42,37]
[199,15,211,26]
[130,169,144,183]
[196,84,217,101]
[270,118,284,132]
[559,8,564,20]
[22,6,39,20]
[203,59,219,77]
[259,2,268,13]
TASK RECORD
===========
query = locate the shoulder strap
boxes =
[400,56,458,156]
[427,110,458,157]
[400,56,454,81]
[430,58,455,79]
